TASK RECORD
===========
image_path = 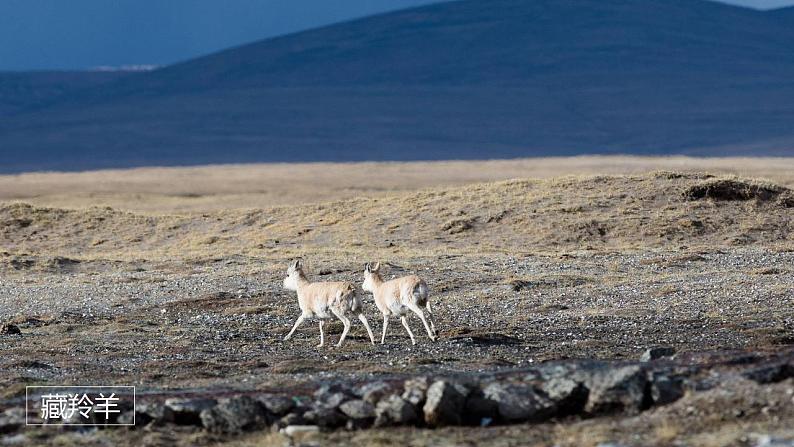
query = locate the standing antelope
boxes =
[282,260,376,348]
[362,262,437,345]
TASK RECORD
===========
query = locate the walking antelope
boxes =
[283,260,376,347]
[362,262,437,345]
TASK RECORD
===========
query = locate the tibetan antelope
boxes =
[362,262,437,345]
[283,260,375,347]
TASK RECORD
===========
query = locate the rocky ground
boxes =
[0,170,793,446]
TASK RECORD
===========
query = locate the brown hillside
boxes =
[1,172,792,262]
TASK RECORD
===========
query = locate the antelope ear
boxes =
[290,260,300,270]
[372,262,381,272]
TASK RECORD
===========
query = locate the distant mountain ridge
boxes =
[2,0,794,172]
[771,4,794,17]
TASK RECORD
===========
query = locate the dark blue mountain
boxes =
[2,0,794,172]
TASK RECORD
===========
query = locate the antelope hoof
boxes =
[283,335,291,341]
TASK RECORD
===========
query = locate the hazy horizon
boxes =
[1,0,793,71]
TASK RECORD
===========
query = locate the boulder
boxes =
[302,406,346,429]
[648,373,685,406]
[200,396,268,433]
[257,394,295,416]
[754,435,794,447]
[0,408,25,434]
[463,391,499,426]
[339,399,375,420]
[356,381,396,405]
[374,395,418,427]
[135,402,175,424]
[741,362,793,384]
[538,376,588,415]
[584,366,649,415]
[0,434,27,445]
[314,384,353,409]
[640,347,676,362]
[273,412,305,431]
[402,376,430,406]
[482,383,556,422]
[164,398,217,425]
[423,380,469,427]
[281,424,321,443]
[339,399,376,429]
[116,411,135,425]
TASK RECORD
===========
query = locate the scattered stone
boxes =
[374,395,417,427]
[483,383,556,422]
[584,365,649,415]
[164,398,217,425]
[200,396,268,434]
[640,347,676,362]
[0,324,21,335]
[423,380,469,427]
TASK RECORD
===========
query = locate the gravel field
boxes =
[2,249,793,389]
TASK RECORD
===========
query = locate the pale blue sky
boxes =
[0,0,792,71]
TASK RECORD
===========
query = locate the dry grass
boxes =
[2,156,794,213]
[1,171,791,263]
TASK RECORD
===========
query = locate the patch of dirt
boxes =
[4,255,82,273]
[779,193,794,208]
[683,178,786,201]
[445,329,523,346]
[639,254,706,267]
[508,275,593,291]
[441,218,477,234]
